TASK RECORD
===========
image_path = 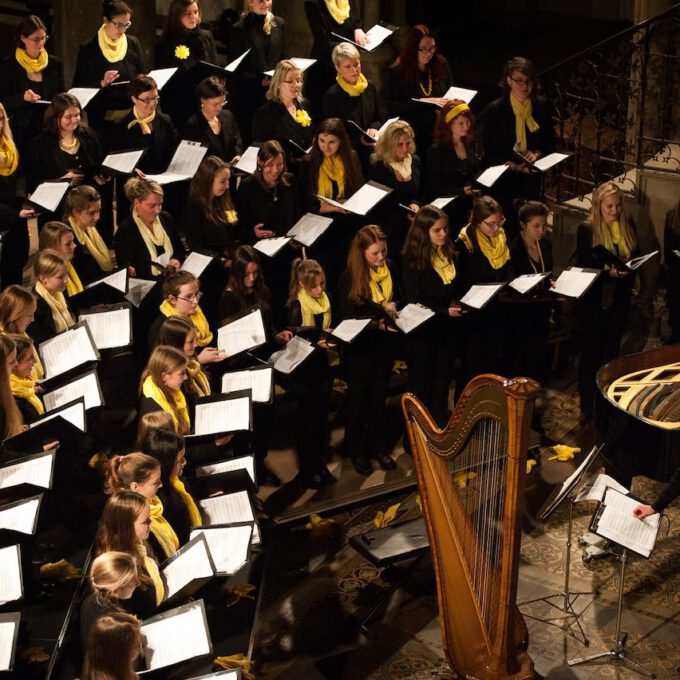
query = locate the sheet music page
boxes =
[331,318,371,343]
[79,308,131,350]
[221,368,273,403]
[509,273,549,294]
[234,145,259,174]
[533,152,570,171]
[217,309,266,356]
[195,455,255,483]
[199,491,259,543]
[185,672,239,680]
[0,617,18,671]
[374,116,400,140]
[443,86,477,103]
[29,182,70,212]
[146,67,177,90]
[86,268,128,293]
[162,539,214,599]
[30,400,85,431]
[0,453,53,490]
[225,49,250,72]
[43,372,101,411]
[476,164,510,188]
[125,278,156,307]
[193,397,250,435]
[142,601,211,670]
[394,304,434,334]
[287,213,333,247]
[363,23,395,51]
[460,283,505,309]
[253,236,290,257]
[40,325,98,379]
[0,545,22,604]
[431,196,456,209]
[190,526,252,575]
[101,149,145,174]
[315,194,345,211]
[575,473,628,503]
[551,268,599,298]
[0,497,40,534]
[626,250,659,270]
[264,57,316,77]
[143,171,191,185]
[181,251,214,278]
[596,488,660,557]
[343,182,391,215]
[273,336,314,374]
[166,140,208,179]
[67,87,99,109]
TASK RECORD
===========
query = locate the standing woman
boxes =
[664,196,680,344]
[576,181,638,420]
[401,205,462,427]
[38,221,84,297]
[337,225,400,475]
[80,612,141,680]
[0,285,43,380]
[155,0,218,129]
[0,15,64,154]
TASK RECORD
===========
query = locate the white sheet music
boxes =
[43,372,101,411]
[0,453,54,491]
[222,368,272,403]
[102,149,145,175]
[146,67,177,90]
[145,140,208,184]
[575,474,628,503]
[193,397,250,436]
[225,49,250,73]
[331,318,370,343]
[533,152,570,172]
[156,253,170,270]
[431,196,456,209]
[86,268,128,293]
[162,538,214,600]
[551,268,599,298]
[190,525,252,575]
[0,616,19,671]
[196,455,256,484]
[67,87,99,109]
[443,86,477,103]
[509,273,550,294]
[626,250,659,270]
[363,23,396,51]
[234,145,260,174]
[460,283,505,309]
[264,57,316,77]
[0,497,40,534]
[125,278,156,307]
[186,672,239,680]
[339,182,391,215]
[253,236,291,257]
[273,336,314,374]
[79,308,131,350]
[287,213,333,246]
[476,164,510,188]
[30,400,85,432]
[29,181,70,212]
[0,546,22,604]
[217,309,266,356]
[181,251,214,278]
[40,325,98,379]
[394,304,434,333]
[141,601,211,671]
[199,491,260,543]
[373,116,400,140]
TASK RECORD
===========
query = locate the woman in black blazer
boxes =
[0,15,64,154]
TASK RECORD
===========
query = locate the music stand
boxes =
[519,444,603,645]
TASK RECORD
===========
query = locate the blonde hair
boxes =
[0,335,23,438]
[332,42,360,67]
[267,59,305,103]
[371,120,416,166]
[33,249,68,280]
[39,221,75,255]
[0,103,17,149]
[242,0,277,34]
[0,285,36,333]
[89,551,138,601]
[589,181,637,253]
[287,258,325,305]
[124,176,164,204]
[136,411,175,449]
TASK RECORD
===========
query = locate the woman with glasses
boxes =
[0,14,64,153]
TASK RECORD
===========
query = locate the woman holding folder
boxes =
[38,221,85,297]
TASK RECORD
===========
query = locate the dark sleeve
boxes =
[0,60,25,112]
[335,270,355,321]
[183,199,207,250]
[113,220,138,273]
[369,83,385,131]
[287,300,303,327]
[204,30,218,64]
[217,291,242,324]
[652,467,680,513]
[27,297,57,345]
[304,1,330,49]
[234,181,257,243]
[575,222,601,269]
[162,213,187,263]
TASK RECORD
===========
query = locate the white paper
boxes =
[533,152,570,172]
[287,213,333,246]
[363,23,396,51]
[0,453,54,491]
[43,372,102,411]
[233,145,260,174]
[394,303,434,334]
[264,57,316,77]
[222,368,272,403]
[0,616,19,671]
[141,600,211,671]
[146,67,177,91]
[575,474,629,503]
[102,149,145,175]
[181,251,214,278]
[86,268,128,293]
[192,396,250,436]
[196,455,255,484]
[30,399,86,432]
[39,324,98,379]
[79,308,131,350]
[145,140,208,184]
[225,49,251,73]
[509,273,550,294]
[348,116,398,142]
[0,497,40,534]
[431,196,456,209]
[155,252,170,268]
[199,491,260,544]
[28,181,70,212]
[460,283,505,309]
[125,278,156,307]
[331,318,371,343]
[162,538,214,600]
[443,86,477,103]
[551,267,599,298]
[253,236,291,257]
[320,181,391,216]
[0,546,22,604]
[626,250,659,270]
[190,525,252,575]
[273,335,315,374]
[217,309,266,356]
[67,87,99,109]
[476,164,510,188]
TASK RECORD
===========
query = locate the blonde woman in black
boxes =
[38,221,84,297]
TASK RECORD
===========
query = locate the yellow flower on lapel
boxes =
[295,109,312,127]
[174,44,190,60]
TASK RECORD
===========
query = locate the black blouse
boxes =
[251,100,315,161]
[425,142,478,200]
[183,195,237,256]
[228,13,286,85]
[182,109,243,162]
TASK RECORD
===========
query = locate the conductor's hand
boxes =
[632,504,656,520]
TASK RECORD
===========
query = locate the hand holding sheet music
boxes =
[551,267,599,298]
[394,304,434,333]
[144,140,208,184]
[273,336,315,374]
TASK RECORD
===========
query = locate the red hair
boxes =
[433,99,475,150]
[394,25,448,84]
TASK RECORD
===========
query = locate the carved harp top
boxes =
[402,374,539,680]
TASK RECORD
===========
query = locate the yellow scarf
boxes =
[510,94,539,153]
[68,216,113,272]
[132,208,173,265]
[325,0,350,23]
[601,220,631,260]
[14,47,48,74]
[369,265,393,305]
[298,288,331,327]
[474,226,510,270]
[170,475,202,527]
[159,300,213,346]
[34,281,75,332]
[0,136,19,177]
[10,373,44,415]
[186,359,210,398]
[65,261,84,297]
[149,495,180,558]
[128,106,156,135]
[389,155,412,180]
[137,543,164,605]
[431,246,456,284]
[97,24,128,63]
[317,156,346,200]
[336,72,368,97]
[142,375,190,434]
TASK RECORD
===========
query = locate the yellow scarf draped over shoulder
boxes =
[431,246,456,284]
[474,225,510,270]
[132,208,173,264]
[170,475,202,527]
[14,47,48,73]
[65,262,84,297]
[336,72,368,97]
[35,281,75,332]
[369,264,393,305]
[10,373,44,415]
[510,94,539,153]
[186,359,210,398]
[325,0,350,23]
[159,300,213,346]
[128,106,156,135]
[137,543,164,605]
[142,375,190,433]
[0,135,19,177]
[149,495,180,558]
[68,216,113,272]
[317,156,346,200]
[601,220,631,260]
[298,288,331,327]
[97,24,128,63]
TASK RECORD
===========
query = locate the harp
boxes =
[402,374,539,680]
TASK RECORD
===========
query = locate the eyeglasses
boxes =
[283,79,303,85]
[482,217,506,228]
[110,20,132,29]
[418,46,436,53]
[137,96,160,104]
[27,34,49,43]
[176,292,203,303]
[509,76,532,86]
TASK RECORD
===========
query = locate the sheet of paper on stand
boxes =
[509,272,550,294]
[161,535,215,600]
[30,399,86,432]
[575,473,629,503]
[196,455,256,484]
[79,307,132,350]
[43,371,102,411]
[181,251,214,278]
[460,283,505,309]
[253,236,291,257]
[146,67,177,90]
[225,49,250,73]
[39,323,99,379]
[0,451,55,491]
[264,57,316,77]
[273,335,315,374]
[67,87,99,109]
[476,164,510,188]
[222,368,273,403]
[28,181,70,212]
[331,318,371,343]
[0,495,42,534]
[126,278,156,307]
[217,308,266,356]
[233,145,260,174]
[551,267,600,298]
[0,545,22,605]
[394,304,435,333]
[199,490,260,544]
[190,524,253,576]
[191,395,251,436]
[144,140,208,184]
[287,213,333,247]
[101,149,145,175]
[0,613,20,672]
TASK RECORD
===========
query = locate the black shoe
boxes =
[352,456,373,475]
[376,452,397,471]
[258,468,282,487]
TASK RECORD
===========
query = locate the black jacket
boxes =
[228,13,285,84]
[251,100,315,160]
[28,290,74,345]
[304,0,362,64]
[182,109,242,162]
[454,225,513,290]
[183,196,237,255]
[323,81,383,149]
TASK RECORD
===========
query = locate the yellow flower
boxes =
[225,209,238,224]
[373,502,401,528]
[526,459,537,474]
[548,444,581,462]
[295,109,312,127]
[174,44,190,60]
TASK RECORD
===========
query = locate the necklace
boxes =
[418,69,433,97]
[527,239,545,274]
[59,136,78,151]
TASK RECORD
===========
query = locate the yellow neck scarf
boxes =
[475,226,510,270]
[389,155,412,180]
[10,373,44,415]
[97,24,128,63]
[137,542,164,605]
[142,375,190,434]
[317,156,346,200]
[336,72,368,97]
[510,94,539,153]
[298,288,331,328]
[65,261,84,297]
[602,220,631,260]
[170,475,202,527]
[68,216,113,272]
[128,106,156,135]
[431,246,456,284]
[1,329,43,380]
[14,47,48,74]
[186,359,211,398]
[149,495,180,558]
[369,264,393,305]
[325,0,350,23]
[0,136,19,177]
[35,281,75,332]
[159,300,213,346]
[132,208,173,265]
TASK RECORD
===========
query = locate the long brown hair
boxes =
[104,453,160,496]
[226,245,270,313]
[81,611,141,680]
[0,285,36,333]
[188,155,236,224]
[253,140,290,190]
[402,205,454,272]
[0,335,23,438]
[346,225,387,305]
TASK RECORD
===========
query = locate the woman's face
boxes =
[73,201,101,228]
[59,232,76,261]
[133,88,160,118]
[279,69,303,101]
[243,262,259,290]
[183,328,198,357]
[131,468,162,500]
[429,218,449,248]
[364,241,387,269]
[336,58,361,86]
[169,280,201,317]
[449,115,471,140]
[20,28,48,59]
[318,133,340,158]
[305,274,326,300]
[600,192,622,224]
[249,0,272,15]
[134,193,163,225]
[201,94,226,119]
[260,154,284,186]
[394,133,412,161]
[59,106,81,135]
[40,266,69,294]
[506,69,533,102]
[162,365,187,391]
[477,212,505,239]
[113,573,140,600]
[104,13,132,40]
[522,215,547,242]
[173,449,187,477]
[211,168,230,198]
[134,503,152,541]
[180,2,201,30]
[417,36,436,70]
[5,348,17,377]
[15,302,36,333]
[13,350,36,380]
